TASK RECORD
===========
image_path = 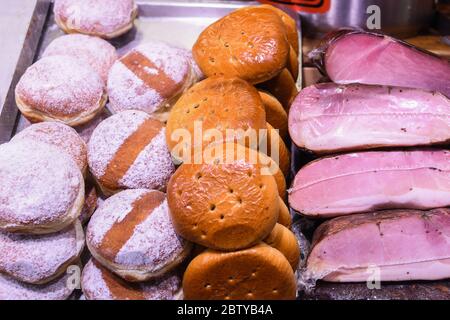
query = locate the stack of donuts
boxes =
[1,0,302,300]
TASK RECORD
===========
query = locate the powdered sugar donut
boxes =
[11,122,88,175]
[86,189,191,282]
[82,259,183,300]
[43,34,118,83]
[0,272,75,300]
[107,41,197,121]
[15,55,107,126]
[0,220,84,284]
[75,109,110,144]
[79,182,98,225]
[54,0,138,39]
[0,140,85,234]
[87,110,175,195]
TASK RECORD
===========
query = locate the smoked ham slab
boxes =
[289,83,450,154]
[289,150,450,217]
[310,30,450,97]
[307,208,450,282]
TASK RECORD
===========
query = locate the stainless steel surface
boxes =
[2,0,302,140]
[299,0,436,39]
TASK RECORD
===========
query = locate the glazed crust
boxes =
[264,223,300,270]
[193,7,290,84]
[259,91,288,141]
[167,161,279,251]
[278,197,291,227]
[265,123,290,178]
[259,68,298,111]
[183,243,297,300]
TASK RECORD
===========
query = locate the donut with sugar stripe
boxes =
[107,41,197,121]
[81,259,183,300]
[86,189,192,282]
[87,110,175,195]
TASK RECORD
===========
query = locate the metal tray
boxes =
[0,0,303,141]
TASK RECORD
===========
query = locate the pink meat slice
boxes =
[310,30,450,97]
[288,83,450,153]
[307,208,450,282]
[289,150,450,217]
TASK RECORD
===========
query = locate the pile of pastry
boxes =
[0,1,302,300]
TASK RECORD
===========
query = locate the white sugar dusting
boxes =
[0,140,82,226]
[16,55,104,116]
[0,224,80,283]
[12,122,87,172]
[81,260,114,300]
[119,128,175,191]
[75,109,110,144]
[86,189,148,247]
[0,273,73,300]
[54,0,136,35]
[43,33,118,83]
[87,110,148,178]
[115,199,186,271]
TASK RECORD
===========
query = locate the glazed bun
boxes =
[15,55,106,126]
[259,91,288,141]
[264,223,300,270]
[193,6,290,84]
[0,140,84,234]
[88,110,175,195]
[12,122,88,175]
[53,0,138,39]
[167,157,279,251]
[166,76,267,160]
[43,34,117,83]
[86,189,192,282]
[266,122,290,177]
[107,41,198,121]
[0,221,84,284]
[259,68,298,110]
[183,243,297,300]
[81,259,183,300]
[278,197,291,227]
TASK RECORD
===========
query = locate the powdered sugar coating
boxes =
[0,273,73,300]
[88,110,147,178]
[86,189,148,247]
[0,140,83,228]
[75,109,110,144]
[0,221,84,284]
[54,0,137,36]
[107,41,192,115]
[119,128,175,191]
[12,122,87,172]
[15,55,104,117]
[43,34,118,83]
[81,259,182,300]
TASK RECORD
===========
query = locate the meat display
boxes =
[306,208,450,282]
[289,150,450,217]
[289,83,450,153]
[309,30,450,97]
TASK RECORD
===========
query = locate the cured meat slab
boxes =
[289,150,450,217]
[289,83,450,153]
[310,30,450,97]
[306,208,450,282]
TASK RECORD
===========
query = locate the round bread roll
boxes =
[264,223,300,271]
[15,55,106,126]
[166,76,267,162]
[259,68,298,111]
[86,189,192,282]
[0,272,75,300]
[0,220,84,284]
[259,91,288,141]
[260,4,299,55]
[87,110,175,195]
[265,122,290,177]
[183,243,297,300]
[278,197,291,227]
[0,140,84,234]
[192,6,290,84]
[167,159,279,251]
[11,122,88,175]
[107,41,198,121]
[53,0,138,39]
[287,46,299,81]
[81,259,183,300]
[42,34,117,83]
[201,142,286,199]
